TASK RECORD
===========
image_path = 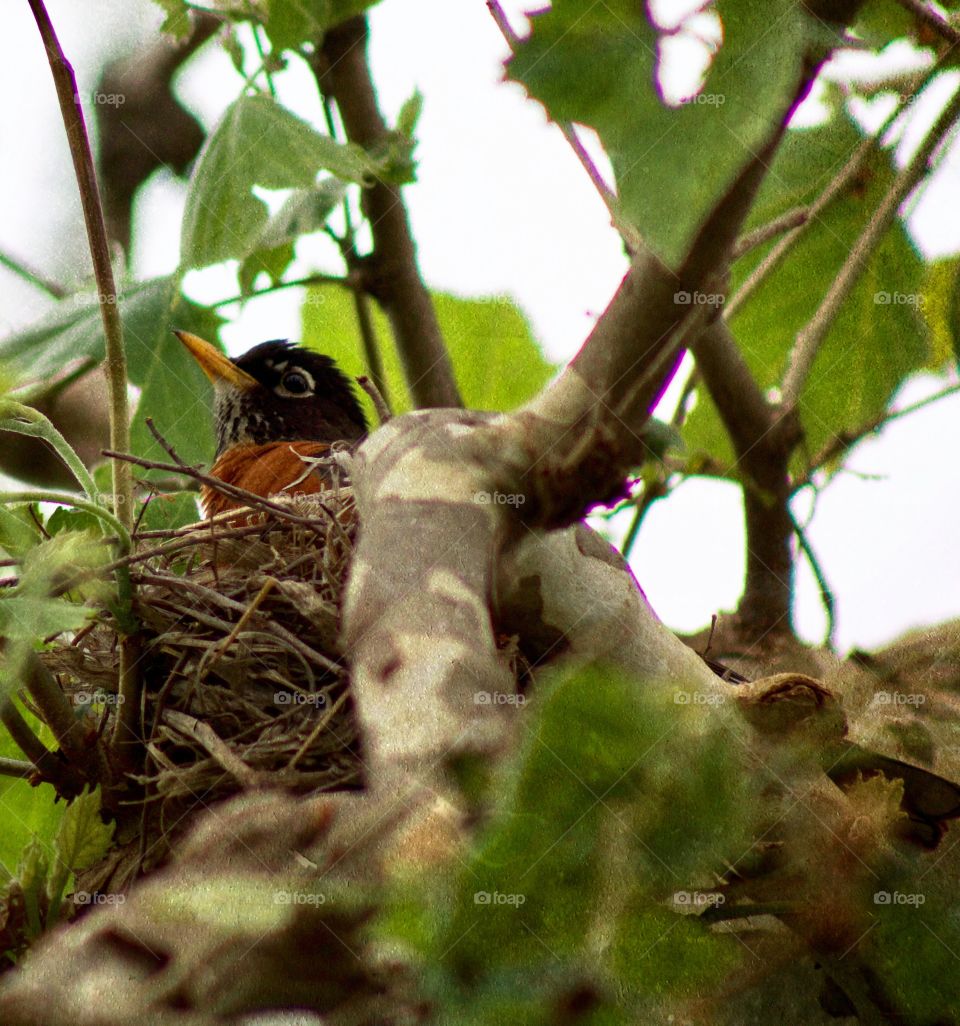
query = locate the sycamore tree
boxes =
[1,1,960,1023]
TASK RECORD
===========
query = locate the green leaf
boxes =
[181,94,376,269]
[302,287,554,416]
[0,595,92,638]
[327,0,382,26]
[0,505,41,558]
[509,0,818,268]
[46,507,103,537]
[264,0,330,51]
[682,113,930,478]
[397,89,424,139]
[426,664,755,1012]
[0,278,173,388]
[239,242,295,298]
[238,178,346,295]
[150,0,191,39]
[55,790,111,865]
[921,258,960,368]
[854,0,919,47]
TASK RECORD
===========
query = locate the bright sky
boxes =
[3,0,959,653]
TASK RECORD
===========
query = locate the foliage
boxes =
[380,663,759,1022]
[510,0,824,269]
[2,0,960,1021]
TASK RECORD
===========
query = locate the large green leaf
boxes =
[423,664,755,1015]
[302,287,554,416]
[181,94,377,270]
[0,275,221,529]
[0,278,172,387]
[509,0,818,269]
[682,112,929,477]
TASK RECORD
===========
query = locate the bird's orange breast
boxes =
[202,441,334,517]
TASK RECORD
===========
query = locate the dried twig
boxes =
[357,375,392,425]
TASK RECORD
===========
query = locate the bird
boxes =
[174,331,367,518]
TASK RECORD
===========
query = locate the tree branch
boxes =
[486,0,642,253]
[28,0,132,535]
[895,0,960,46]
[782,77,960,406]
[312,18,462,409]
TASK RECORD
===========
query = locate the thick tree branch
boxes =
[691,318,801,635]
[312,18,462,409]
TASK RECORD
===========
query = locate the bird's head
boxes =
[174,331,368,457]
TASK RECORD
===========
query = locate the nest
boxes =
[42,477,364,843]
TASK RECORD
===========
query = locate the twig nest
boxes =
[45,487,364,825]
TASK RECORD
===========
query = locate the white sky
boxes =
[2,0,959,653]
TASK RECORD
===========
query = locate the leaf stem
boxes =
[0,247,67,298]
[0,491,130,554]
[27,0,132,535]
[0,401,98,499]
[211,271,349,308]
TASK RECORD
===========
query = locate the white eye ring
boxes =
[277,368,315,397]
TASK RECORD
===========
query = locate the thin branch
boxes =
[103,449,337,529]
[620,476,671,557]
[486,0,642,252]
[895,0,960,45]
[211,272,349,308]
[351,286,391,411]
[790,511,836,648]
[28,0,132,534]
[0,697,81,794]
[723,64,941,324]
[0,247,67,298]
[357,375,392,425]
[0,757,35,780]
[690,317,777,455]
[313,18,462,409]
[782,78,960,406]
[795,379,960,487]
[731,206,809,260]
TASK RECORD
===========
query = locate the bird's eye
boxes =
[281,370,311,395]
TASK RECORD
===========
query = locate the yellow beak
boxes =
[174,331,259,391]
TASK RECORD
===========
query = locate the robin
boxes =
[174,331,367,517]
